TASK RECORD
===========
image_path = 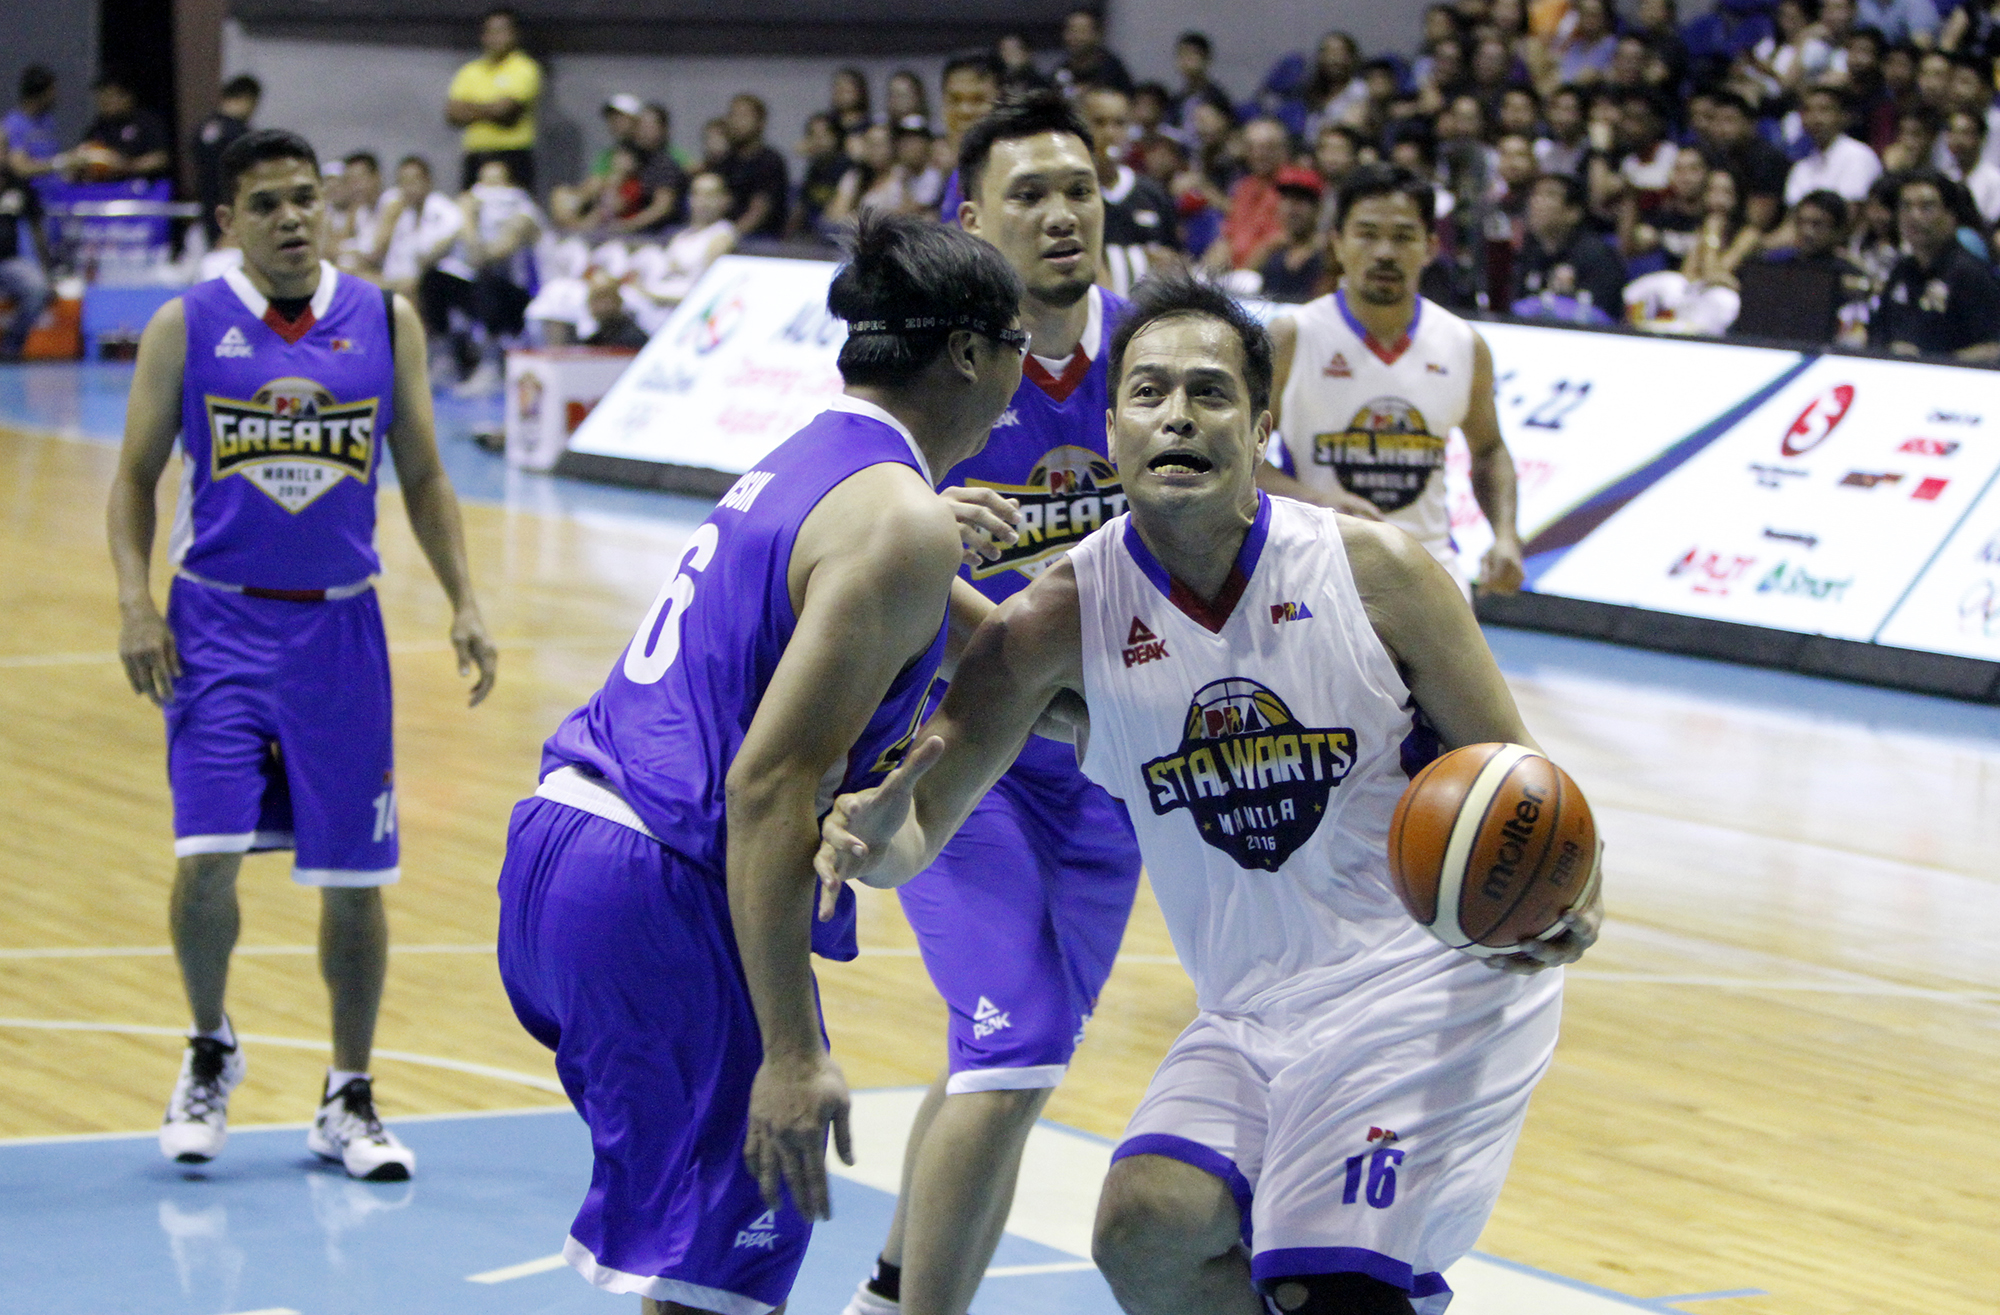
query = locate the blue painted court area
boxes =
[0,1107,1118,1315]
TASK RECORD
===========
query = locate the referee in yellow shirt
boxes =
[446,6,542,191]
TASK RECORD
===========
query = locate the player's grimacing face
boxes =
[1111,315,1269,515]
[965,132,1103,310]
[223,159,326,281]
[1335,192,1432,307]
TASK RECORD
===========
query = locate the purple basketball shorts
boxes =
[496,795,811,1315]
[163,577,397,885]
[897,761,1141,1093]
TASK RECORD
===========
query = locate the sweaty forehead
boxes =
[1342,192,1425,229]
[239,160,321,196]
[987,132,1095,188]
[1124,314,1246,383]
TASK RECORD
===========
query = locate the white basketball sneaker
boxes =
[842,1275,902,1315]
[159,1034,246,1163]
[307,1077,415,1181]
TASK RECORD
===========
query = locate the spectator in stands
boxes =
[1053,9,1134,96]
[1313,124,1366,230]
[427,157,542,394]
[1172,32,1235,128]
[1498,85,1542,138]
[1605,35,1656,97]
[1417,37,1471,116]
[822,123,899,225]
[1130,82,1172,143]
[1884,102,1945,168]
[1627,146,1714,267]
[1538,84,1593,174]
[893,121,944,211]
[1302,31,1370,134]
[996,34,1053,94]
[549,95,644,232]
[0,154,49,361]
[829,68,872,137]
[935,52,1003,217]
[191,76,261,245]
[1632,0,1693,92]
[1863,0,1943,45]
[1619,91,1682,211]
[1747,0,1836,102]
[5,65,65,179]
[1553,0,1621,85]
[885,70,931,129]
[1205,116,1290,271]
[1626,164,1759,333]
[1787,86,1884,204]
[1683,167,1763,284]
[1940,55,2000,169]
[1414,4,1468,86]
[1700,91,1791,229]
[1080,84,1182,294]
[1842,30,1900,151]
[1938,0,2000,54]
[331,151,385,276]
[1942,108,2000,222]
[1914,49,1955,118]
[1871,169,2000,358]
[579,272,649,349]
[372,155,463,314]
[1744,189,1875,341]
[793,113,849,236]
[1256,166,1330,301]
[632,102,688,225]
[73,73,170,181]
[1470,32,1527,112]
[1684,0,1779,86]
[626,172,738,321]
[445,5,542,192]
[719,93,789,238]
[1514,171,1627,315]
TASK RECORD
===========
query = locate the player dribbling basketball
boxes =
[820,275,1601,1315]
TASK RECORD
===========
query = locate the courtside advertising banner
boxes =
[565,256,844,474]
[1874,469,2000,662]
[1533,356,2000,641]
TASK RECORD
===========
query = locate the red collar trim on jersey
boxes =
[1335,289,1420,365]
[1023,347,1092,401]
[1120,491,1273,633]
[262,306,318,345]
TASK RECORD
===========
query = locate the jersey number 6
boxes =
[623,523,721,685]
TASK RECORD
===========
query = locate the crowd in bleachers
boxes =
[8,1,2000,373]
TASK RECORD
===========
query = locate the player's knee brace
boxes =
[1262,1272,1418,1315]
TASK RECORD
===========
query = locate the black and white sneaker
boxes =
[159,1035,246,1163]
[307,1077,415,1181]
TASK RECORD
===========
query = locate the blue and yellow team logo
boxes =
[969,446,1125,579]
[204,376,379,514]
[1313,395,1444,514]
[1140,678,1354,871]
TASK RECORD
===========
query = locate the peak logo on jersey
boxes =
[992,408,1021,429]
[1312,396,1445,514]
[1141,677,1354,872]
[205,377,378,513]
[733,1210,780,1250]
[1270,601,1314,624]
[968,446,1128,580]
[1898,437,1960,457]
[972,996,1012,1039]
[1781,383,1854,457]
[1323,352,1353,378]
[214,326,253,358]
[1123,616,1170,667]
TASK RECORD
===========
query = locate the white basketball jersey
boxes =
[1275,291,1476,548]
[1072,494,1458,1014]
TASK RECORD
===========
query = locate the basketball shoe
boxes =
[308,1077,416,1181]
[159,1034,246,1163]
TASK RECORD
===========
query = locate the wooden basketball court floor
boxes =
[1,364,1995,1314]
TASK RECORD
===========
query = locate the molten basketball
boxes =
[1388,743,1599,958]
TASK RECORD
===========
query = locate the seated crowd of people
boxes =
[8,0,2000,374]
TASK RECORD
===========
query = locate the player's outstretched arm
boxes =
[728,466,965,1221]
[1463,331,1524,593]
[1345,518,1601,969]
[383,293,498,705]
[818,557,1085,892]
[107,298,187,707]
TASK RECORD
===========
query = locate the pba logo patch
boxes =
[967,446,1127,580]
[1270,600,1314,624]
[203,376,378,513]
[1312,396,1446,514]
[1140,677,1354,871]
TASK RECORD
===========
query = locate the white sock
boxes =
[325,1068,370,1098]
[193,1018,235,1049]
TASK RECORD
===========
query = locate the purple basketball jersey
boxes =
[542,401,949,953]
[176,263,395,590]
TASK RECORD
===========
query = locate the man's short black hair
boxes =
[1335,161,1437,230]
[829,211,1025,388]
[1801,84,1850,114]
[943,51,1004,84]
[1534,170,1588,211]
[1950,106,1991,139]
[1795,188,1848,227]
[1709,90,1755,118]
[1109,272,1274,416]
[1847,26,1887,55]
[221,75,263,102]
[957,89,1095,201]
[343,149,381,173]
[1891,166,1952,208]
[1176,31,1212,58]
[19,65,54,101]
[483,5,521,24]
[219,128,320,202]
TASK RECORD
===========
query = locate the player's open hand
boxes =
[815,735,943,919]
[744,1050,853,1220]
[1486,846,1604,974]
[452,608,499,706]
[118,603,181,706]
[1477,534,1526,595]
[940,486,1022,566]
